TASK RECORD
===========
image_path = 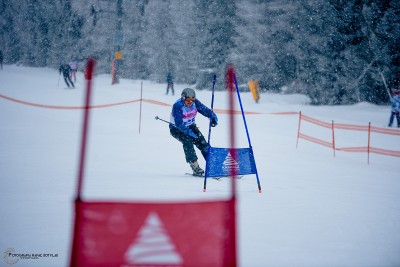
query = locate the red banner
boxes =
[70,199,236,267]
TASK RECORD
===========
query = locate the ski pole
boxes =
[58,73,61,86]
[155,116,199,139]
[155,116,172,125]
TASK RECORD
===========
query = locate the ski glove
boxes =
[211,113,218,127]
[187,129,198,139]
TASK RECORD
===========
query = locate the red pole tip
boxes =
[86,57,96,80]
[259,190,262,193]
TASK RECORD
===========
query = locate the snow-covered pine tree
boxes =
[194,0,237,90]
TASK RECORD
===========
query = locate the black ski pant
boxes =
[388,111,400,127]
[63,74,75,88]
[170,124,208,163]
[166,82,174,95]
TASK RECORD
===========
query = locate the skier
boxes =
[59,63,75,88]
[69,59,78,82]
[0,50,3,70]
[170,88,218,176]
[165,72,174,95]
[388,89,400,127]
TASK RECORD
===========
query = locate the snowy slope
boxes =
[0,65,399,267]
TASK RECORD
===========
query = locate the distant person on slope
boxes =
[166,72,174,95]
[388,89,400,127]
[0,50,3,70]
[170,88,218,176]
[59,63,75,88]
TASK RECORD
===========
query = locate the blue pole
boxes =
[204,74,216,192]
[233,74,262,192]
[233,75,252,147]
[207,74,217,145]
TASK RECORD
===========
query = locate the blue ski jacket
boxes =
[170,99,215,134]
[390,95,400,113]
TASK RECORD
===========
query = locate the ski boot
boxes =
[190,161,204,177]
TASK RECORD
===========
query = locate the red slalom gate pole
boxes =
[226,65,237,196]
[70,57,95,267]
[111,59,116,85]
[226,64,237,267]
[76,57,95,200]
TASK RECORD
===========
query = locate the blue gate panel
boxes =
[205,147,257,177]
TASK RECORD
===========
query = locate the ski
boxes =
[185,172,206,178]
[210,175,244,180]
[184,173,243,180]
[185,173,220,180]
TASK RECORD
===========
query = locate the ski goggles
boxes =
[184,97,195,104]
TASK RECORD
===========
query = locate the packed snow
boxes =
[1,65,399,267]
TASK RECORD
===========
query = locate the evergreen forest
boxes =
[1,0,399,105]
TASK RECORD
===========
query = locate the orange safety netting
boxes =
[1,93,298,115]
[297,111,400,162]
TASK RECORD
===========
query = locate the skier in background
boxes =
[169,88,218,176]
[59,63,75,88]
[165,72,174,95]
[0,50,3,70]
[388,89,400,127]
[69,59,78,82]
